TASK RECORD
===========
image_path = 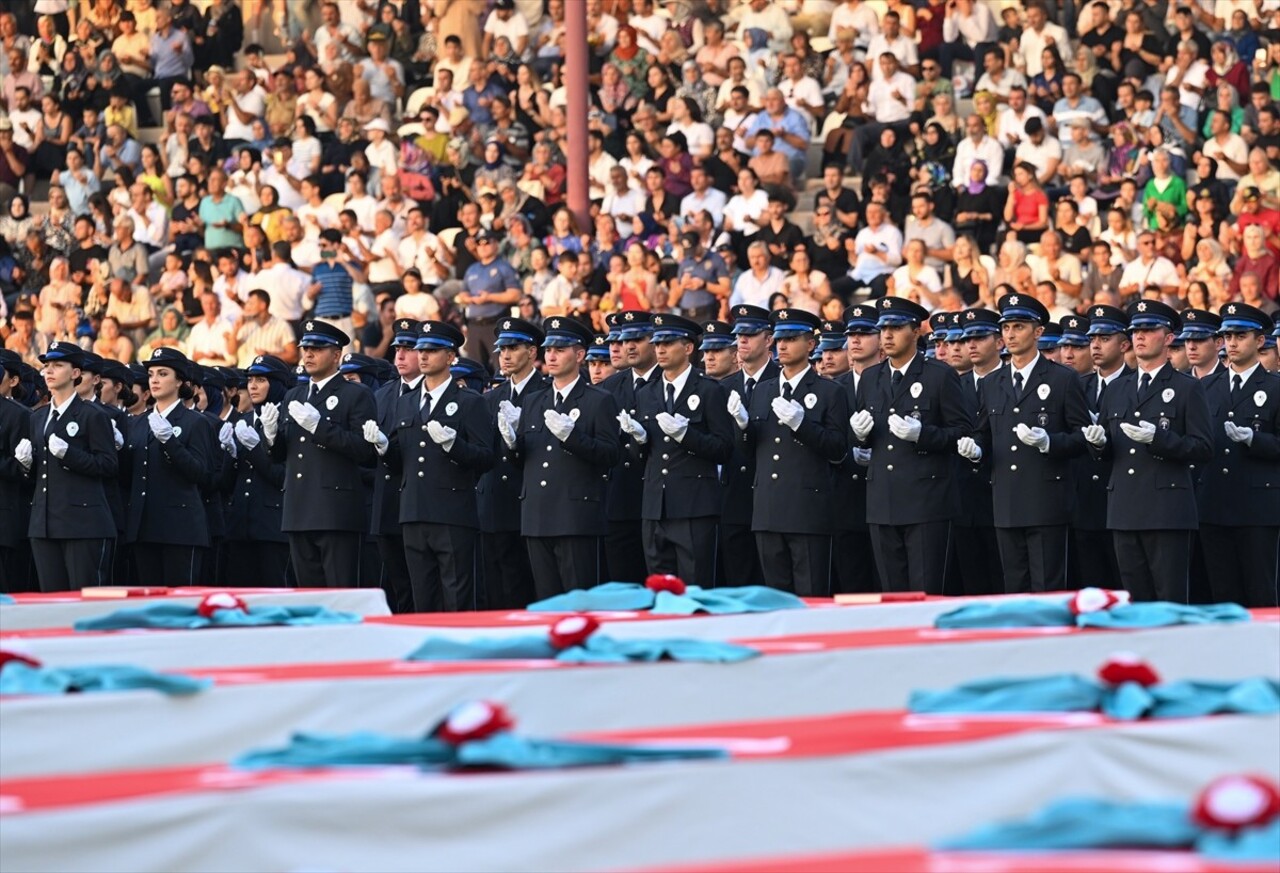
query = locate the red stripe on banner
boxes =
[1,588,345,604]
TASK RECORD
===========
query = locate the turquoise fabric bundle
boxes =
[73,603,361,631]
[235,732,458,770]
[0,661,210,696]
[1198,820,1280,862]
[405,634,759,664]
[909,675,1104,714]
[455,733,727,768]
[1078,602,1251,628]
[935,598,1251,630]
[527,582,805,614]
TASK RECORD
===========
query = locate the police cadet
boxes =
[604,312,629,373]
[225,354,294,587]
[1083,300,1213,602]
[1057,314,1094,376]
[616,314,733,586]
[370,320,494,612]
[1037,322,1063,363]
[727,308,848,595]
[75,352,128,581]
[265,319,378,588]
[1196,303,1280,608]
[957,293,1091,593]
[816,319,850,379]
[586,334,618,384]
[851,298,974,593]
[699,321,739,381]
[927,313,949,361]
[1181,310,1225,380]
[497,317,621,598]
[1262,316,1280,372]
[196,365,234,585]
[718,304,778,587]
[477,317,549,609]
[0,350,32,589]
[832,305,881,594]
[599,310,658,583]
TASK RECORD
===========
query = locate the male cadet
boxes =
[850,298,974,594]
[727,308,848,595]
[1037,323,1063,363]
[497,318,621,598]
[477,317,549,609]
[1082,301,1213,602]
[1262,316,1280,372]
[586,335,617,384]
[956,294,1091,593]
[18,342,118,591]
[1057,314,1094,376]
[367,321,494,612]
[617,315,734,586]
[599,311,658,583]
[0,350,32,589]
[699,321,739,380]
[718,304,778,587]
[817,319,850,379]
[928,313,950,361]
[833,305,882,594]
[75,352,127,580]
[265,320,377,588]
[1181,310,1226,380]
[1196,303,1280,608]
[672,230,731,322]
[604,312,628,372]
[369,318,422,613]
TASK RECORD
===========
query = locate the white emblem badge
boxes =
[687,395,700,411]
[804,393,817,409]
[66,421,79,437]
[172,427,182,438]
[326,396,339,410]
[909,382,922,398]
[1038,384,1051,400]
[569,408,581,421]
[445,402,458,416]
[1256,391,1268,407]
[1161,388,1174,403]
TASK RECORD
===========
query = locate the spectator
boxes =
[148,7,193,114]
[730,240,786,308]
[940,0,997,80]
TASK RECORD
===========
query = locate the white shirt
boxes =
[314,22,360,64]
[779,365,811,397]
[866,33,918,81]
[735,1,793,52]
[420,377,450,412]
[295,201,340,240]
[721,108,758,153]
[828,0,879,46]
[484,9,530,52]
[1010,353,1042,391]
[397,231,449,283]
[975,68,1028,99]
[851,223,904,281]
[252,262,311,321]
[394,291,439,321]
[366,228,403,284]
[680,188,728,228]
[953,135,1005,187]
[890,264,942,298]
[1203,134,1249,182]
[667,120,714,159]
[127,202,168,248]
[1167,60,1209,110]
[1018,22,1070,77]
[602,187,647,238]
[364,138,398,176]
[943,2,997,47]
[867,71,915,124]
[730,267,786,308]
[997,105,1046,147]
[9,107,40,150]
[779,75,824,122]
[223,85,266,142]
[344,194,380,232]
[212,272,247,322]
[659,365,694,407]
[1120,256,1179,290]
[186,317,234,365]
[723,189,769,236]
[1015,137,1063,181]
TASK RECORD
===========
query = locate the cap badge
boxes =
[737,307,747,315]
[550,319,561,329]
[343,353,352,362]
[152,349,163,359]
[706,324,716,333]
[1068,319,1077,328]
[1095,308,1104,317]
[880,298,891,308]
[965,311,975,320]
[399,320,409,329]
[1008,295,1019,305]
[687,395,700,411]
[254,356,263,364]
[1137,303,1147,312]
[424,324,432,332]
[779,310,789,319]
[1227,305,1237,314]
[326,396,339,410]
[624,312,635,321]
[306,321,315,331]
[654,315,665,325]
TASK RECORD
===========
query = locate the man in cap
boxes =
[603,312,628,372]
[698,321,739,381]
[1036,321,1064,362]
[266,319,377,588]
[1083,301,1213,602]
[586,335,618,383]
[850,298,974,593]
[497,317,621,598]
[831,305,882,593]
[458,228,522,373]
[727,308,849,595]
[369,321,494,612]
[671,231,731,322]
[1264,316,1280,373]
[307,229,365,348]
[1180,309,1226,380]
[617,315,734,586]
[956,294,1091,593]
[1196,303,1280,608]
[1057,314,1094,375]
[75,352,128,573]
[478,318,549,609]
[816,319,850,379]
[0,349,33,588]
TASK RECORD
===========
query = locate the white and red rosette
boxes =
[1068,587,1131,615]
[434,701,515,745]
[645,574,687,596]
[548,614,600,650]
[196,592,249,619]
[1193,775,1280,831]
[1097,652,1161,687]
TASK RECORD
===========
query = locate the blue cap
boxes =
[299,319,351,348]
[817,319,846,351]
[102,361,134,385]
[945,312,966,343]
[928,312,950,342]
[1086,305,1128,335]
[586,334,612,360]
[1178,309,1222,340]
[415,320,464,350]
[494,317,545,348]
[615,310,655,341]
[339,352,381,376]
[1217,303,1270,334]
[961,308,1001,338]
[770,308,822,337]
[142,346,193,379]
[79,351,106,374]
[843,304,878,335]
[542,316,594,348]
[651,313,701,344]
[391,318,422,348]
[699,321,735,350]
[246,354,292,379]
[998,292,1049,325]
[38,341,87,367]
[1127,300,1181,333]
[1037,322,1063,351]
[730,304,771,335]
[604,312,625,343]
[874,296,929,328]
[450,357,488,386]
[1057,314,1091,347]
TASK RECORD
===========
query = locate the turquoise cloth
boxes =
[405,634,760,664]
[73,603,361,631]
[937,798,1202,850]
[1104,678,1280,720]
[235,732,457,770]
[909,675,1103,714]
[935,598,1251,630]
[1078,602,1251,628]
[527,582,805,614]
[0,593,13,604]
[934,600,1077,629]
[0,661,210,696]
[456,733,727,769]
[1197,820,1280,862]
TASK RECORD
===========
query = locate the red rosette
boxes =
[434,701,515,745]
[548,614,599,650]
[1069,587,1128,615]
[1193,775,1280,831]
[196,592,249,619]
[645,574,687,596]
[1097,652,1161,687]
[0,650,42,671]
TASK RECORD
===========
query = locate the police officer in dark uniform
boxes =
[72,352,129,583]
[0,350,32,590]
[698,321,739,381]
[459,228,523,374]
[480,317,549,609]
[851,298,974,594]
[1037,322,1063,362]
[1196,303,1280,607]
[586,334,618,384]
[617,314,734,586]
[1084,300,1214,602]
[1057,315,1094,376]
[831,306,881,594]
[728,308,848,595]
[673,231,730,322]
[266,320,378,588]
[195,365,234,585]
[1181,310,1225,380]
[498,317,621,598]
[957,293,1091,593]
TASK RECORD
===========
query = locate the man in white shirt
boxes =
[848,202,903,294]
[716,58,763,115]
[865,9,918,80]
[1016,3,1071,78]
[720,84,759,153]
[680,167,728,229]
[940,0,998,77]
[359,209,403,293]
[251,241,310,325]
[187,291,235,366]
[827,0,879,52]
[295,176,340,240]
[997,86,1047,150]
[223,70,266,145]
[433,36,474,94]
[1200,110,1250,182]
[953,114,1005,189]
[777,53,824,126]
[730,0,793,54]
[850,52,915,169]
[975,51,1027,103]
[730,242,786,307]
[311,1,362,66]
[126,183,168,252]
[602,166,647,239]
[1013,116,1063,187]
[1119,232,1181,299]
[1164,40,1210,115]
[483,0,530,58]
[212,251,248,323]
[396,207,452,287]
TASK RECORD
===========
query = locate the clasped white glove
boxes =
[887,413,922,442]
[544,408,575,442]
[148,410,174,442]
[234,418,261,450]
[426,420,457,452]
[956,436,982,462]
[497,411,517,450]
[48,433,69,459]
[288,400,321,434]
[617,410,647,444]
[851,447,872,466]
[218,421,237,457]
[1224,421,1254,446]
[362,420,389,456]
[726,390,748,430]
[1082,424,1107,447]
[1089,411,1100,425]
[259,402,280,443]
[1015,423,1050,453]
[656,411,690,442]
[771,397,805,432]
[14,438,32,470]
[1120,420,1156,444]
[850,409,874,441]
[111,420,124,450]
[497,399,521,432]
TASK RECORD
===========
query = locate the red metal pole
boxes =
[564,1,591,235]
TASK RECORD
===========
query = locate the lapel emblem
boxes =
[909,382,922,398]
[803,392,817,409]
[445,401,458,416]
[172,426,182,437]
[326,395,339,410]
[66,421,79,437]
[569,407,581,421]
[1162,388,1175,403]
[687,394,700,411]
[1256,390,1268,407]
[1038,384,1050,400]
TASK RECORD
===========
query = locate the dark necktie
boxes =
[743,377,755,406]
[45,408,60,435]
[308,382,318,402]
[1014,371,1024,396]
[400,382,412,396]
[1138,372,1151,401]
[1096,377,1107,406]
[782,383,794,402]
[891,370,903,389]
[1231,374,1243,402]
[554,391,565,412]
[421,390,433,415]
[665,382,675,414]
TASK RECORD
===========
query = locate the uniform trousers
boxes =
[869,521,950,595]
[224,540,294,588]
[133,543,203,588]
[288,530,362,588]
[375,534,414,613]
[755,531,831,597]
[831,530,880,594]
[480,530,536,610]
[1069,529,1120,590]
[995,525,1069,594]
[719,522,765,587]
[949,525,1002,596]
[604,520,648,583]
[642,517,718,588]
[1199,524,1280,608]
[402,522,477,613]
[526,535,600,601]
[1112,529,1191,603]
[30,538,114,592]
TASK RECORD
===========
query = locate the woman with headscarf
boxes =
[0,195,34,250]
[659,132,694,198]
[1141,148,1188,234]
[473,140,516,197]
[248,184,291,245]
[992,239,1028,290]
[597,63,636,130]
[1207,39,1250,103]
[1093,123,1140,201]
[57,49,92,119]
[676,60,717,129]
[861,126,911,203]
[954,160,1003,254]
[1201,81,1245,137]
[608,26,652,97]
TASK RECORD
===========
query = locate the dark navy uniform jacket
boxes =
[123,403,214,547]
[719,360,780,526]
[28,396,118,540]
[0,397,32,548]
[477,373,549,534]
[1198,367,1280,526]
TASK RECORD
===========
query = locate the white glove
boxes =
[771,396,805,432]
[1089,411,1100,425]
[544,408,575,442]
[1016,423,1050,453]
[1083,423,1107,447]
[956,436,982,461]
[14,438,32,470]
[726,390,748,431]
[148,410,174,442]
[617,410,647,443]
[1120,421,1156,444]
[656,412,689,442]
[48,433,68,459]
[887,413,922,442]
[1224,422,1254,446]
[218,421,237,457]
[288,400,321,434]
[497,411,517,450]
[497,399,521,432]
[110,420,123,450]
[362,420,389,456]
[851,447,872,466]
[426,420,457,452]
[850,409,874,441]
[234,418,261,450]
[259,402,280,444]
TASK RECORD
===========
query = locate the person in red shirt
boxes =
[1232,187,1280,257]
[1003,160,1050,245]
[1230,224,1279,302]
